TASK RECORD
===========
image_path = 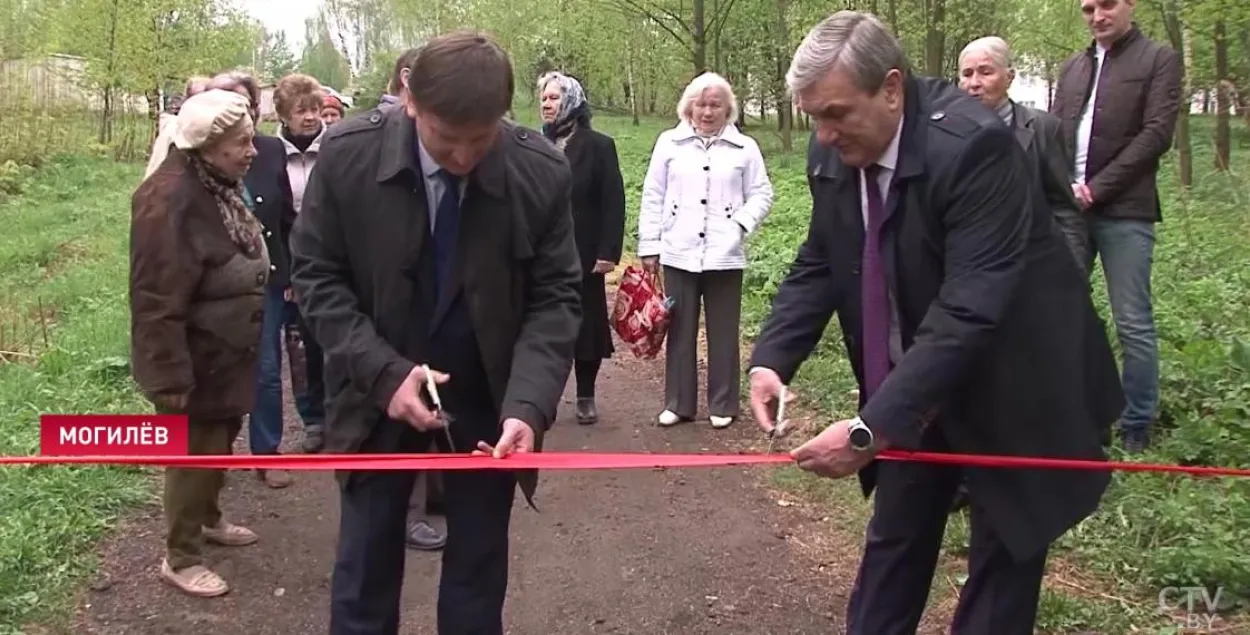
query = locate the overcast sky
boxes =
[242,0,323,54]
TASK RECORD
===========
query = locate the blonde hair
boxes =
[676,72,739,125]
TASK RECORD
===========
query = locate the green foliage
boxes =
[301,14,352,91]
[0,156,154,632]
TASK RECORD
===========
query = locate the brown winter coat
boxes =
[129,149,270,419]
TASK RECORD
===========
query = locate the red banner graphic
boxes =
[39,414,189,457]
[0,448,1247,478]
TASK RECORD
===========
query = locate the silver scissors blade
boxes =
[766,386,790,453]
[422,364,455,452]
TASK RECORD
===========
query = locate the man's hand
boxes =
[1071,183,1093,210]
[151,392,189,412]
[474,418,535,459]
[791,419,876,479]
[748,367,786,435]
[386,365,450,431]
[592,259,615,275]
[284,287,295,302]
[640,256,659,273]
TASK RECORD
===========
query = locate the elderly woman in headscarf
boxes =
[537,71,626,424]
[129,88,268,598]
[637,71,774,431]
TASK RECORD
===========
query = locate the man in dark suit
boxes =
[747,12,1123,634]
[289,31,582,635]
[958,35,1088,273]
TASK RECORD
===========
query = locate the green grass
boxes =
[0,155,154,633]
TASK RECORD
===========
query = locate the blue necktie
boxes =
[432,169,462,297]
[861,164,891,399]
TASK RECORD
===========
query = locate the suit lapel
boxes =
[1011,103,1037,153]
[881,79,929,296]
[373,111,435,322]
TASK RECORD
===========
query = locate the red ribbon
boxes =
[1,450,1248,478]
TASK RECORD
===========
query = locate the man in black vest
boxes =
[289,31,582,635]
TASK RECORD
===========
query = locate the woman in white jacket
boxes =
[637,71,774,429]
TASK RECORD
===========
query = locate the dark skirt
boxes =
[576,271,615,361]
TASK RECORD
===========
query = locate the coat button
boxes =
[256,273,266,284]
[370,113,381,123]
[256,195,264,204]
[265,230,272,237]
[930,111,945,121]
[270,264,277,271]
[698,232,705,238]
[703,166,709,171]
[700,199,707,204]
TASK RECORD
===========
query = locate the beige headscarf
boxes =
[173,89,264,257]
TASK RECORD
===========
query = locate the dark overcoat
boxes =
[287,106,583,505]
[562,127,626,360]
[242,134,297,290]
[1009,102,1088,270]
[749,76,1124,562]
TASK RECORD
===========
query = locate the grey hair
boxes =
[676,71,740,125]
[959,36,1013,70]
[786,11,909,95]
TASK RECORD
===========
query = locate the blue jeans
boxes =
[250,286,288,454]
[1085,217,1159,432]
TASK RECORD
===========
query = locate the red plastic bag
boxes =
[611,265,675,359]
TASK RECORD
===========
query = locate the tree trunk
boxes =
[1213,18,1230,171]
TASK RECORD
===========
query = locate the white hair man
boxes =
[958,35,1087,272]
[747,11,1122,633]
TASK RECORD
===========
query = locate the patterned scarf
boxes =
[540,72,590,152]
[188,152,265,258]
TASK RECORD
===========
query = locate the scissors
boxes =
[422,364,456,452]
[766,385,790,454]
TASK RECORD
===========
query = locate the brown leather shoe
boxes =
[257,468,293,489]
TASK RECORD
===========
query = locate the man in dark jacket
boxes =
[1051,0,1183,452]
[958,35,1088,273]
[289,31,582,635]
[748,12,1123,634]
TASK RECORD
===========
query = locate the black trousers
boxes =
[329,416,516,635]
[847,432,1049,635]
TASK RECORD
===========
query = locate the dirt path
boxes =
[71,342,858,634]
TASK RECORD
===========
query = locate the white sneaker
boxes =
[658,410,682,426]
[709,416,733,429]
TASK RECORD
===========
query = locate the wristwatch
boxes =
[848,416,875,452]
